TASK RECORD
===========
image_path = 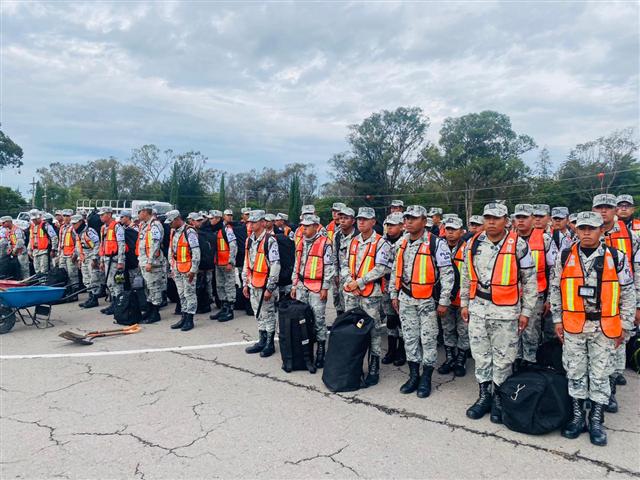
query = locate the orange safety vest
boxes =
[560,243,622,338]
[294,235,327,293]
[62,226,76,256]
[438,224,446,238]
[326,220,336,242]
[76,229,95,262]
[467,231,520,306]
[450,241,466,307]
[216,229,230,266]
[294,226,304,247]
[29,223,50,250]
[527,228,547,294]
[283,225,292,237]
[605,221,633,271]
[245,236,269,288]
[629,219,640,233]
[170,227,194,274]
[347,234,381,297]
[7,225,19,253]
[394,234,437,299]
[100,221,119,257]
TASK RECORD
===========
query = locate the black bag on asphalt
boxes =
[196,272,211,314]
[278,299,317,373]
[498,367,571,435]
[46,267,69,287]
[536,338,565,375]
[113,290,142,326]
[0,255,20,279]
[626,328,639,373]
[322,308,374,392]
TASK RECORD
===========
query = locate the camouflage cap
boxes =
[265,213,276,222]
[98,206,113,215]
[209,210,222,218]
[0,215,12,223]
[442,213,459,220]
[616,194,634,206]
[29,209,41,219]
[356,206,376,219]
[164,210,181,224]
[427,207,443,216]
[532,204,550,216]
[390,200,404,208]
[331,202,346,211]
[120,210,132,218]
[384,212,404,225]
[299,214,320,226]
[62,209,74,216]
[241,207,251,215]
[340,207,355,217]
[551,207,569,219]
[483,202,508,218]
[404,205,427,218]
[592,193,617,208]
[468,215,484,225]
[54,210,63,216]
[444,217,463,229]
[223,209,233,216]
[276,213,289,221]
[70,214,83,224]
[569,213,578,223]
[187,212,204,221]
[575,211,603,228]
[248,210,266,222]
[301,205,316,215]
[426,217,434,227]
[514,204,533,216]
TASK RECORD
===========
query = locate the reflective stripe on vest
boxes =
[394,234,437,299]
[527,228,547,294]
[171,228,193,274]
[29,224,49,250]
[347,234,380,297]
[560,243,622,338]
[468,231,520,306]
[451,241,466,307]
[294,226,304,247]
[295,235,327,293]
[216,229,230,266]
[245,236,269,288]
[605,221,633,272]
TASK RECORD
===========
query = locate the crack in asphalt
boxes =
[35,363,128,398]
[3,416,67,448]
[174,351,640,478]
[134,462,146,480]
[285,444,360,477]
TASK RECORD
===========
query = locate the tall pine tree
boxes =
[218,174,226,210]
[288,175,302,222]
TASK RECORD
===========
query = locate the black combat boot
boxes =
[80,293,99,309]
[605,376,618,413]
[141,304,160,324]
[490,383,503,424]
[416,366,434,398]
[245,304,254,317]
[453,348,468,377]
[315,341,326,369]
[96,284,107,299]
[382,336,397,364]
[209,302,225,320]
[217,302,235,322]
[141,302,154,320]
[437,346,456,374]
[561,398,586,439]
[588,403,607,446]
[614,372,627,386]
[180,313,194,331]
[364,355,380,387]
[246,330,267,354]
[466,382,493,420]
[260,332,275,357]
[100,300,114,315]
[174,298,181,315]
[393,338,406,366]
[171,313,186,329]
[400,362,420,394]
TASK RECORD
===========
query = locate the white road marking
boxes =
[0,340,256,360]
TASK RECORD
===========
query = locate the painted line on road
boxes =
[0,340,255,360]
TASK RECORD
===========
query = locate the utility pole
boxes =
[30,177,37,207]
[43,184,48,212]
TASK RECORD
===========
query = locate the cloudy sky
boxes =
[2,1,638,195]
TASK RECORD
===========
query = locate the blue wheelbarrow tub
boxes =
[0,286,66,309]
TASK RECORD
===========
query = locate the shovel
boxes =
[59,324,141,345]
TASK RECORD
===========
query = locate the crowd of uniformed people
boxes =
[1,192,638,447]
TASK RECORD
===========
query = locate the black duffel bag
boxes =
[278,299,316,374]
[498,366,571,435]
[322,308,374,392]
[0,255,20,279]
[113,290,142,326]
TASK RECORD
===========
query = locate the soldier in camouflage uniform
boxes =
[210,210,238,322]
[98,207,126,316]
[72,215,101,309]
[551,211,635,446]
[513,204,559,366]
[243,210,281,358]
[332,206,358,316]
[381,212,406,367]
[389,205,454,398]
[389,200,404,214]
[342,206,392,387]
[460,203,538,423]
[166,210,200,332]
[27,209,58,274]
[1,216,29,279]
[291,214,335,368]
[137,206,165,324]
[58,209,80,295]
[532,204,552,232]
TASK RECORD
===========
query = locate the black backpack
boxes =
[0,255,20,279]
[322,308,374,392]
[498,366,571,435]
[232,223,248,268]
[278,299,317,373]
[197,229,216,271]
[113,290,142,326]
[124,227,139,270]
[626,328,640,373]
[246,233,295,287]
[195,272,212,313]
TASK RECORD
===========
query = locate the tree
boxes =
[536,146,552,179]
[0,186,28,216]
[218,174,226,210]
[129,144,173,183]
[330,107,431,208]
[163,151,210,213]
[0,128,23,170]
[109,165,118,199]
[421,111,537,219]
[288,175,302,222]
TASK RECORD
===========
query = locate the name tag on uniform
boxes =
[578,286,596,299]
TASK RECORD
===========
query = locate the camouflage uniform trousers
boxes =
[249,287,279,334]
[468,313,519,385]
[398,293,438,366]
[80,255,100,294]
[215,265,236,303]
[205,271,213,301]
[562,322,616,404]
[331,281,345,313]
[519,295,545,363]
[32,253,50,274]
[344,294,383,356]
[59,255,79,287]
[295,286,328,342]
[611,341,628,376]
[381,291,402,338]
[174,271,197,314]
[442,306,469,350]
[104,257,124,299]
[141,265,165,306]
[16,253,30,280]
[160,256,168,295]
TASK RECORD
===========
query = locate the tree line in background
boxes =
[1,109,638,224]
